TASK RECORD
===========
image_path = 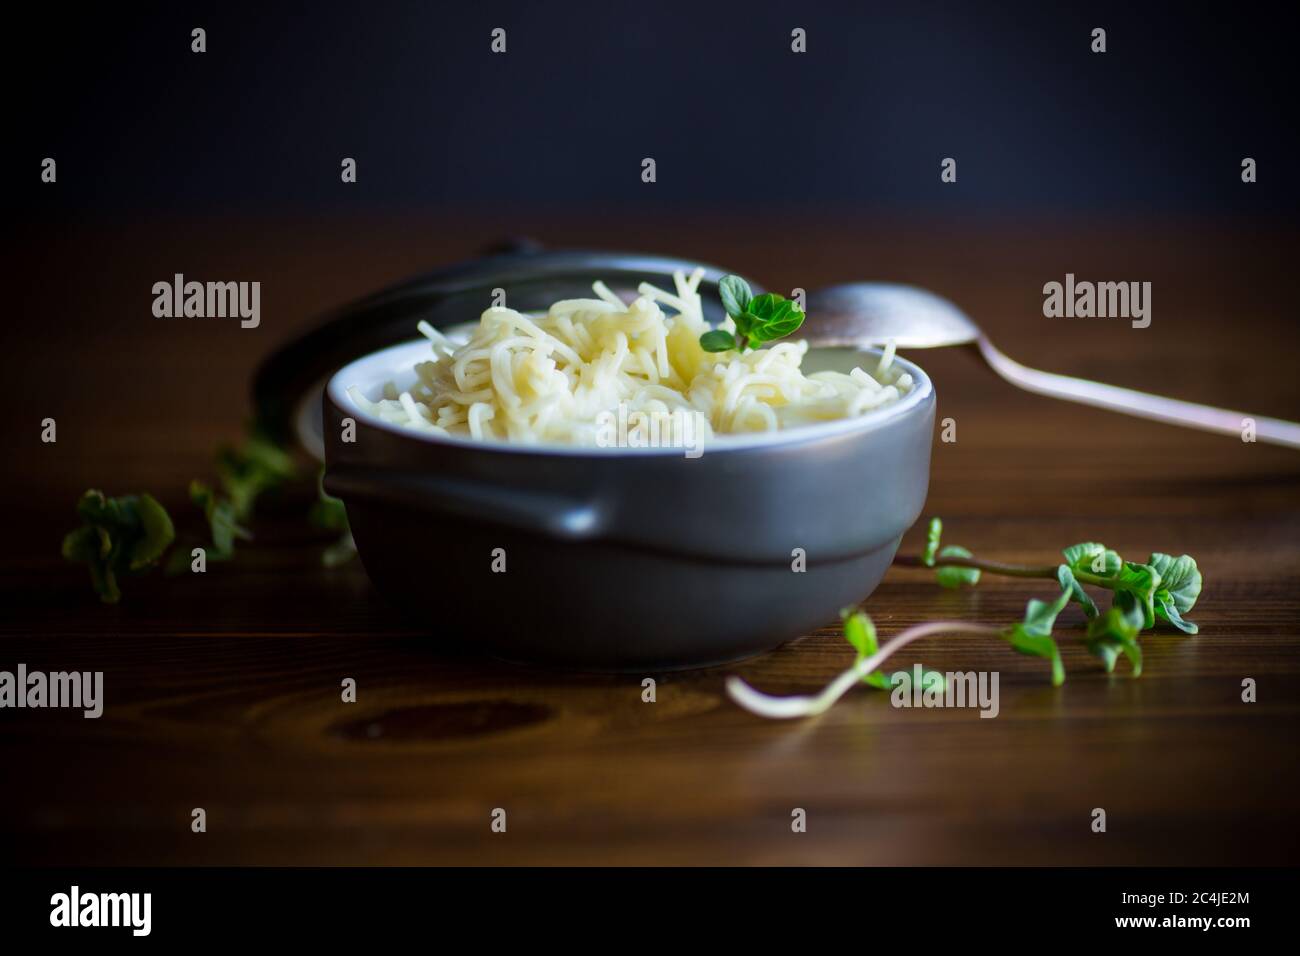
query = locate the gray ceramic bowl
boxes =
[323,340,935,670]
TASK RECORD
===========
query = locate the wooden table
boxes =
[3,214,1298,865]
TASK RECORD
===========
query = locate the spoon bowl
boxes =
[801,282,1300,449]
[805,283,979,349]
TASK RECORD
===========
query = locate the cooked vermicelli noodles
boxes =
[347,268,913,447]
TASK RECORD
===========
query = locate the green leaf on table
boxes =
[840,608,943,693]
[1111,561,1161,630]
[62,489,175,603]
[1001,576,1072,686]
[62,523,118,603]
[842,608,877,657]
[190,479,251,560]
[128,493,176,570]
[1154,595,1196,634]
[935,545,980,589]
[1084,591,1145,676]
[1148,552,1202,634]
[215,432,297,522]
[61,523,110,563]
[841,608,890,689]
[1062,541,1122,576]
[922,516,942,567]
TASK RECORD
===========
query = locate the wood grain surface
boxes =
[2,214,1298,865]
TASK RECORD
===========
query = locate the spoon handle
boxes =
[976,336,1300,449]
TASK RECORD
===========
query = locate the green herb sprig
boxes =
[904,518,1202,635]
[214,432,297,524]
[700,275,806,353]
[903,517,1202,680]
[728,517,1203,718]
[180,428,298,564]
[64,424,361,599]
[62,490,175,603]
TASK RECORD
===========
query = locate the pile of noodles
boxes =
[348,268,913,447]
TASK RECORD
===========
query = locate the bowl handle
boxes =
[323,467,605,541]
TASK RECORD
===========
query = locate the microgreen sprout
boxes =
[700,275,806,353]
[729,518,1204,719]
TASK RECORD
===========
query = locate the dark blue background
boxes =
[10,1,1296,216]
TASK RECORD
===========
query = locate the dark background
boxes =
[9,0,1296,218]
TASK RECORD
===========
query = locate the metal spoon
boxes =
[803,283,1300,449]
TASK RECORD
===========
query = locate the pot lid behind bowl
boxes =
[253,240,757,461]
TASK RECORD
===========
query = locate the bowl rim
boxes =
[326,338,934,458]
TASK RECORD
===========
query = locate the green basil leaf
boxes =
[745,292,780,319]
[746,297,806,344]
[699,329,736,352]
[718,275,753,318]
[745,293,802,334]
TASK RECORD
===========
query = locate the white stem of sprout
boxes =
[726,621,1000,720]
